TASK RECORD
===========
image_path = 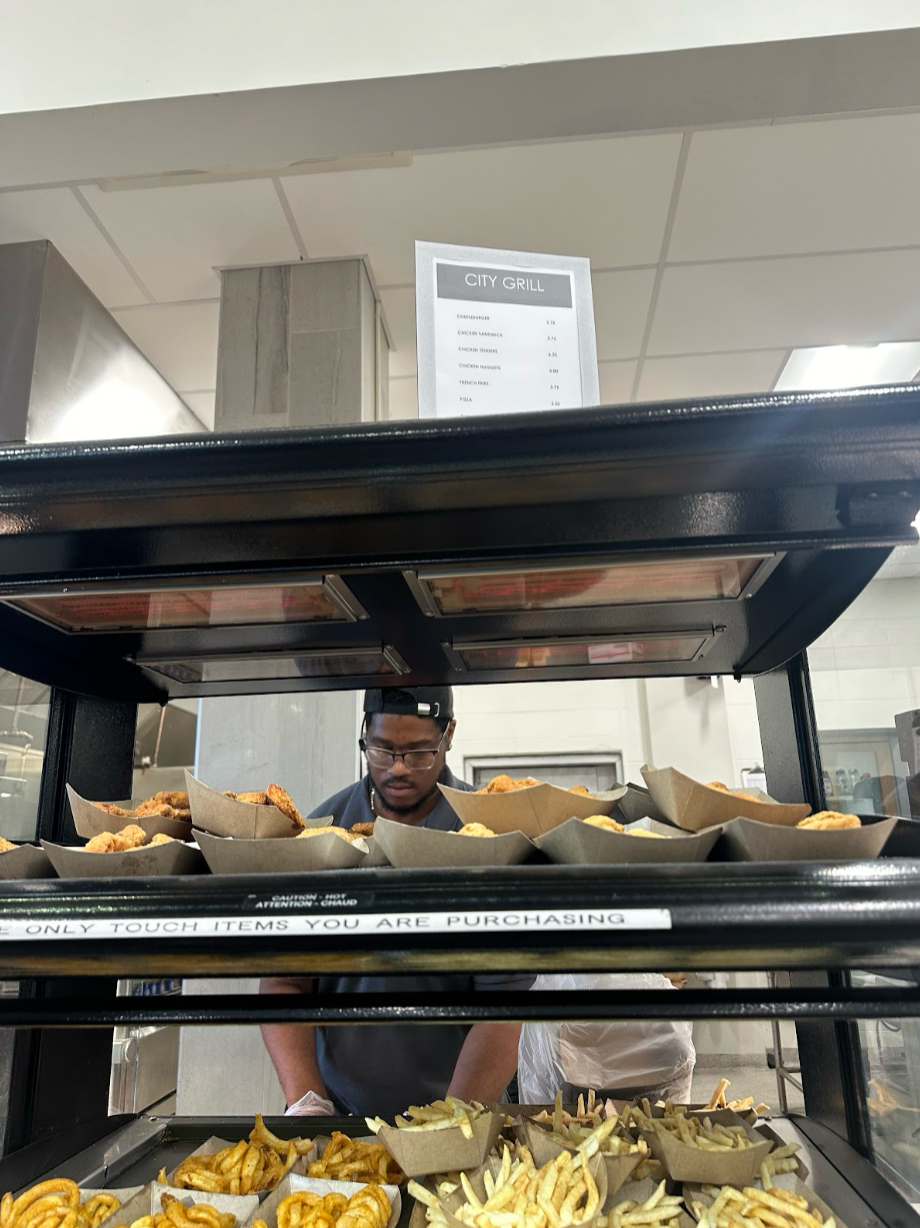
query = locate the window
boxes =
[465,753,623,793]
[0,669,51,841]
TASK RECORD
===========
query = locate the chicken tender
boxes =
[798,811,862,830]
[583,814,625,832]
[475,774,543,794]
[236,791,269,805]
[706,781,730,791]
[85,824,148,853]
[93,802,132,817]
[568,785,592,796]
[458,823,495,837]
[0,836,17,852]
[296,826,356,843]
[350,822,376,838]
[148,833,175,846]
[266,782,304,828]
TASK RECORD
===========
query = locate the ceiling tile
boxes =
[113,302,220,392]
[598,361,636,406]
[592,268,656,360]
[648,249,920,355]
[388,378,418,420]
[379,287,417,378]
[636,350,787,402]
[181,391,216,430]
[670,114,920,261]
[80,180,300,302]
[0,187,146,306]
[282,134,681,285]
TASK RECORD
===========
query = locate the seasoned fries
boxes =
[166,1116,312,1194]
[308,1132,405,1186]
[0,1180,122,1228]
[254,1183,391,1228]
[367,1097,485,1142]
[688,1184,833,1228]
[601,1180,683,1228]
[409,1131,605,1228]
[111,1195,237,1228]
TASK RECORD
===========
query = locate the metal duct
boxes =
[0,240,204,443]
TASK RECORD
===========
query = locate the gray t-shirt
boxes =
[309,773,535,1116]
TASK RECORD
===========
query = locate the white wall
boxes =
[5,1,919,116]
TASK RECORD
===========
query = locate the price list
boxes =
[432,259,583,417]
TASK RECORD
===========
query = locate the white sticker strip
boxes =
[0,907,670,942]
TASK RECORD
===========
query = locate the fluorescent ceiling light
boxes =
[775,343,920,392]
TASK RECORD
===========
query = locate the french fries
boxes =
[601,1180,684,1228]
[0,1180,122,1228]
[110,1195,236,1228]
[166,1116,312,1195]
[622,1105,754,1153]
[253,1183,391,1228]
[688,1184,834,1228]
[367,1098,486,1142]
[704,1083,769,1118]
[308,1132,405,1187]
[533,1092,606,1132]
[411,1119,614,1228]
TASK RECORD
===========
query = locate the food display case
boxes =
[1,389,920,1227]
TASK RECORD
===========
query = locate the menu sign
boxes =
[416,241,599,419]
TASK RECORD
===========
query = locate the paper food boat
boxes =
[439,783,627,839]
[375,1107,503,1178]
[537,817,721,865]
[719,814,897,861]
[684,1178,842,1228]
[41,838,203,878]
[0,843,54,880]
[248,1173,400,1228]
[112,1187,260,1228]
[615,785,669,825]
[195,828,368,873]
[637,1109,772,1184]
[165,1135,316,1187]
[373,815,534,868]
[68,784,194,841]
[186,772,308,839]
[641,766,810,832]
[515,1118,646,1198]
[65,1188,145,1228]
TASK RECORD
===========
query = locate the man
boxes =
[260,686,534,1117]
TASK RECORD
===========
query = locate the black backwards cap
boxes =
[363,686,454,720]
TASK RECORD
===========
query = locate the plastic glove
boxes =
[285,1090,335,1116]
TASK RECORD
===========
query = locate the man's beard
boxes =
[376,764,451,815]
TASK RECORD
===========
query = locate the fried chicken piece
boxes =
[223,791,238,800]
[458,823,495,837]
[583,814,625,833]
[628,828,666,838]
[296,826,356,843]
[798,812,862,830]
[85,831,119,853]
[170,809,192,822]
[0,836,17,853]
[350,822,376,838]
[112,824,148,851]
[236,791,269,805]
[568,785,592,796]
[706,781,730,791]
[475,774,543,794]
[148,833,175,846]
[135,791,189,816]
[93,802,134,817]
[267,782,304,828]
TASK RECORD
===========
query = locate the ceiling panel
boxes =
[281,134,681,285]
[0,187,147,306]
[388,377,418,420]
[592,268,656,360]
[379,286,417,378]
[648,248,920,355]
[637,350,787,402]
[181,390,216,429]
[670,114,920,261]
[598,360,636,406]
[113,302,220,392]
[80,180,300,302]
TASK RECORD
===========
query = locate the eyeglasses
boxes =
[359,727,448,770]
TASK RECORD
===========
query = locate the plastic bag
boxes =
[518,973,696,1104]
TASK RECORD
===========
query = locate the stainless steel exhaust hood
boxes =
[0,240,205,443]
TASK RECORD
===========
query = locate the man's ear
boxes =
[446,718,457,750]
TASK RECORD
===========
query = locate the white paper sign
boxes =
[0,907,671,941]
[416,241,599,419]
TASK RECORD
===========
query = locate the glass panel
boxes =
[5,581,348,632]
[0,668,51,841]
[454,634,708,671]
[419,556,769,615]
[144,650,401,684]
[809,540,920,820]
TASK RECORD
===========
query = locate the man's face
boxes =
[364,713,453,813]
